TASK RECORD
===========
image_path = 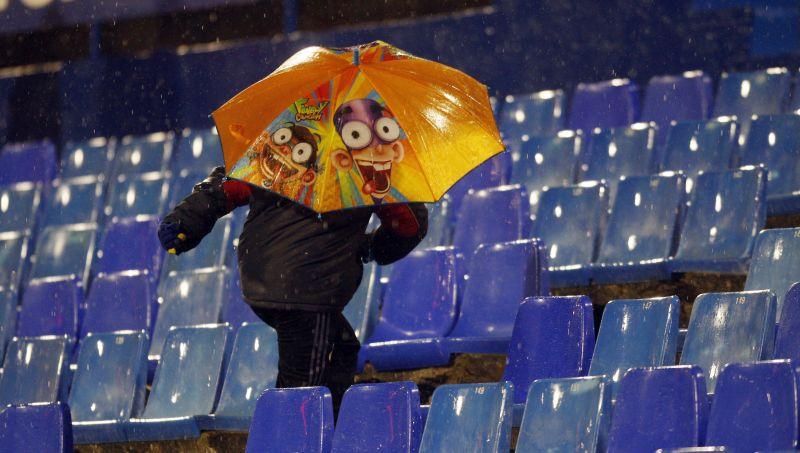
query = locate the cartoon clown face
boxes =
[332,99,405,199]
[259,124,318,188]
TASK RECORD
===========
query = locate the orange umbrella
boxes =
[212,40,503,212]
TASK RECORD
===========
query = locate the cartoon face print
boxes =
[259,124,318,188]
[331,99,405,199]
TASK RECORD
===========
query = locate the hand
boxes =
[158,221,189,255]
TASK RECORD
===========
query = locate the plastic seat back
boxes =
[0,403,73,453]
[60,137,113,180]
[449,239,548,340]
[149,269,226,359]
[0,290,16,361]
[92,217,162,278]
[214,323,278,419]
[607,366,708,452]
[419,382,513,453]
[18,276,81,338]
[501,296,595,404]
[29,224,96,288]
[0,335,72,406]
[172,128,223,177]
[568,79,640,131]
[589,297,679,397]
[420,199,451,248]
[160,215,232,276]
[641,72,713,129]
[342,262,381,343]
[578,123,657,183]
[706,360,798,451]
[68,331,148,422]
[739,114,800,199]
[499,90,566,145]
[444,153,510,224]
[713,68,791,121]
[775,283,800,362]
[661,118,738,190]
[0,231,28,292]
[80,271,154,338]
[112,132,173,177]
[744,228,800,315]
[105,173,170,221]
[0,182,41,233]
[42,178,103,227]
[516,376,610,453]
[332,382,422,453]
[143,324,230,419]
[680,291,776,392]
[245,387,334,453]
[0,141,57,185]
[510,130,582,207]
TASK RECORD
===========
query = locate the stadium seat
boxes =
[68,331,148,444]
[197,323,278,431]
[577,123,658,190]
[589,297,679,398]
[17,276,81,338]
[104,173,170,221]
[515,376,610,453]
[171,128,223,177]
[568,78,640,131]
[441,239,549,355]
[166,170,206,208]
[41,178,103,227]
[0,141,57,185]
[28,223,97,289]
[148,269,226,361]
[743,228,800,315]
[80,271,155,338]
[342,262,381,344]
[738,114,800,214]
[443,152,511,225]
[92,217,162,280]
[679,291,776,392]
[501,296,595,405]
[0,335,72,407]
[125,324,230,441]
[419,198,452,248]
[705,360,798,451]
[222,257,261,332]
[499,90,565,146]
[0,403,73,453]
[331,382,423,453]
[359,248,458,370]
[419,382,513,453]
[713,68,791,141]
[0,182,42,233]
[592,173,685,283]
[640,71,714,146]
[0,231,29,293]
[606,366,708,452]
[59,137,113,181]
[160,216,232,277]
[0,290,16,361]
[111,132,174,177]
[670,167,767,274]
[510,130,582,211]
[245,387,334,453]
[531,182,607,286]
[775,283,800,362]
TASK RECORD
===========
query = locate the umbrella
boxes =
[212,40,503,212]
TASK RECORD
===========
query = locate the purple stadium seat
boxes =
[246,387,334,453]
[111,132,174,178]
[577,123,658,187]
[0,141,57,185]
[0,403,73,453]
[640,71,713,145]
[80,271,155,338]
[774,282,800,363]
[499,90,566,147]
[92,217,164,281]
[568,78,640,131]
[444,152,511,225]
[713,67,791,141]
[18,276,82,338]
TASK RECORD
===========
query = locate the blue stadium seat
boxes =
[0,231,29,293]
[160,216,232,276]
[531,182,607,286]
[112,132,174,177]
[80,271,155,338]
[197,323,277,431]
[171,128,223,177]
[577,123,658,188]
[29,223,97,289]
[713,68,791,141]
[660,117,738,193]
[670,167,767,274]
[0,141,57,185]
[41,178,103,227]
[125,324,230,441]
[166,170,205,209]
[705,360,798,451]
[744,228,800,316]
[640,71,713,146]
[0,182,42,233]
[332,382,423,453]
[775,283,800,362]
[60,137,113,180]
[68,331,148,444]
[419,382,513,453]
[0,403,73,453]
[17,276,81,338]
[568,79,640,131]
[589,297,679,398]
[222,257,261,332]
[0,290,16,361]
[92,218,162,280]
[359,248,458,371]
[679,291,776,392]
[104,173,170,221]
[515,376,610,453]
[606,366,708,452]
[499,90,565,146]
[592,173,685,283]
[149,269,226,361]
[420,199,452,248]
[342,262,381,344]
[0,335,72,407]
[443,152,510,226]
[441,239,549,355]
[245,387,334,453]
[501,296,595,405]
[738,114,800,214]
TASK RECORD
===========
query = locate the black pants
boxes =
[252,308,360,413]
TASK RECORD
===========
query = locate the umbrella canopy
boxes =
[213,40,503,212]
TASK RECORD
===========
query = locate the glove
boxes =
[158,220,189,255]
